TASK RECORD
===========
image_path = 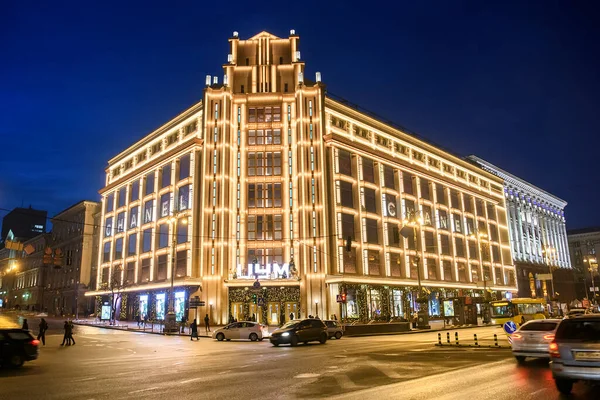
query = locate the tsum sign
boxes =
[236,263,293,280]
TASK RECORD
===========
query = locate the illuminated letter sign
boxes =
[236,263,291,280]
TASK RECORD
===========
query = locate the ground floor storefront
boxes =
[228,286,300,325]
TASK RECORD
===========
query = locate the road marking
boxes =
[530,388,548,396]
[173,361,184,365]
[218,370,232,375]
[295,373,321,379]
[180,377,203,384]
[73,377,95,382]
[128,387,158,394]
[369,361,402,379]
[334,374,361,389]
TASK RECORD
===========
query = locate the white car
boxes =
[511,319,562,363]
[212,321,269,342]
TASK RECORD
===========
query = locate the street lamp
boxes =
[165,214,187,332]
[470,230,491,324]
[399,210,430,329]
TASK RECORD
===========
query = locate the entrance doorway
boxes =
[267,302,280,325]
[248,303,262,323]
[284,302,298,321]
[232,302,244,321]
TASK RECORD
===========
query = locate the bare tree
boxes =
[99,266,128,325]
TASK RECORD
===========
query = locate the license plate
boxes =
[574,351,600,360]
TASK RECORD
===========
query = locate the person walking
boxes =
[37,318,48,346]
[204,314,210,333]
[61,321,70,346]
[22,319,29,330]
[180,315,187,334]
[68,321,76,345]
[190,319,199,341]
[136,314,141,328]
[289,312,294,321]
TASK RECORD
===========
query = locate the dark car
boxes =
[0,328,40,368]
[550,315,600,394]
[270,318,327,346]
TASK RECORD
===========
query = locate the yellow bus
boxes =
[490,298,548,326]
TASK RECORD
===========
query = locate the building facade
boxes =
[88,31,517,325]
[42,201,101,317]
[567,227,600,302]
[468,156,573,301]
[1,206,47,242]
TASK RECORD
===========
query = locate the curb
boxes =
[73,322,212,338]
[341,324,490,337]
[434,344,511,349]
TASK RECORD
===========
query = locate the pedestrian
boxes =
[136,314,141,328]
[333,314,338,321]
[22,318,29,330]
[190,319,199,341]
[251,313,256,322]
[37,318,48,346]
[228,315,234,324]
[68,321,76,345]
[289,312,294,321]
[181,314,187,334]
[204,314,210,333]
[143,314,148,328]
[61,321,70,346]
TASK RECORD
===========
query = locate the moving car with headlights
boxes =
[212,321,269,342]
[550,315,600,394]
[324,320,344,339]
[269,318,327,346]
[511,319,561,363]
[0,328,40,368]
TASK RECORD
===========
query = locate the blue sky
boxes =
[0,0,598,228]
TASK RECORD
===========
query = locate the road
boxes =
[0,312,596,399]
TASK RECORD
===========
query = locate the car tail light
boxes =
[30,339,40,346]
[549,342,560,358]
[543,334,555,341]
[512,333,522,340]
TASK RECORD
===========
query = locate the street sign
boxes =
[257,297,265,307]
[537,273,553,280]
[190,300,205,307]
[336,294,344,303]
[590,287,599,292]
[503,321,517,335]
[253,281,261,289]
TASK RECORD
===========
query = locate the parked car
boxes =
[212,321,269,342]
[269,319,327,346]
[565,308,591,318]
[511,319,561,363]
[324,320,344,339]
[0,328,40,368]
[550,314,600,394]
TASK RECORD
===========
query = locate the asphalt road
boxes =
[0,313,597,400]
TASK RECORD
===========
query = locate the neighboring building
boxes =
[1,206,47,242]
[88,30,516,325]
[8,233,49,311]
[43,201,101,317]
[467,156,573,301]
[567,227,600,302]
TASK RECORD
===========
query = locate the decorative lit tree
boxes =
[100,265,128,325]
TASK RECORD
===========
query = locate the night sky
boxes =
[1,1,599,230]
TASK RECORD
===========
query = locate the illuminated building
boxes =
[468,156,573,301]
[87,31,516,325]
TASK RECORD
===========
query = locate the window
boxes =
[125,262,135,284]
[129,206,139,229]
[362,158,375,183]
[424,231,436,253]
[457,263,467,282]
[114,238,123,260]
[487,204,496,221]
[490,224,499,242]
[118,187,127,208]
[438,210,449,230]
[422,205,433,226]
[116,212,125,233]
[185,121,197,135]
[463,194,473,213]
[367,250,380,275]
[247,183,282,208]
[342,248,357,273]
[158,224,169,249]
[247,215,282,240]
[128,233,137,256]
[427,259,438,280]
[340,181,353,208]
[341,213,355,240]
[142,229,152,253]
[466,217,475,235]
[157,255,167,281]
[453,214,462,233]
[130,180,140,202]
[248,129,282,145]
[145,172,155,196]
[402,172,414,195]
[384,194,398,218]
[420,178,430,200]
[366,218,378,244]
[436,185,446,205]
[443,260,453,281]
[364,188,377,213]
[161,164,171,188]
[390,253,402,277]
[404,199,416,220]
[104,217,113,238]
[179,154,191,180]
[338,149,352,176]
[103,242,111,263]
[101,267,110,284]
[177,220,188,243]
[387,224,400,247]
[160,193,171,218]
[178,185,190,211]
[384,165,395,189]
[248,106,280,123]
[105,193,114,213]
[468,240,478,259]
[247,152,282,176]
[143,200,154,224]
[455,237,465,257]
[175,250,187,277]
[450,190,460,208]
[440,235,450,255]
[476,199,484,216]
[471,265,479,282]
[140,258,151,282]
[492,245,501,262]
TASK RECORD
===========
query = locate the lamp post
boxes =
[470,230,490,324]
[400,211,430,329]
[165,213,187,333]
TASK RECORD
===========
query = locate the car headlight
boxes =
[281,332,290,337]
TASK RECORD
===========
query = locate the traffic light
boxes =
[341,293,346,302]
[345,236,352,252]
